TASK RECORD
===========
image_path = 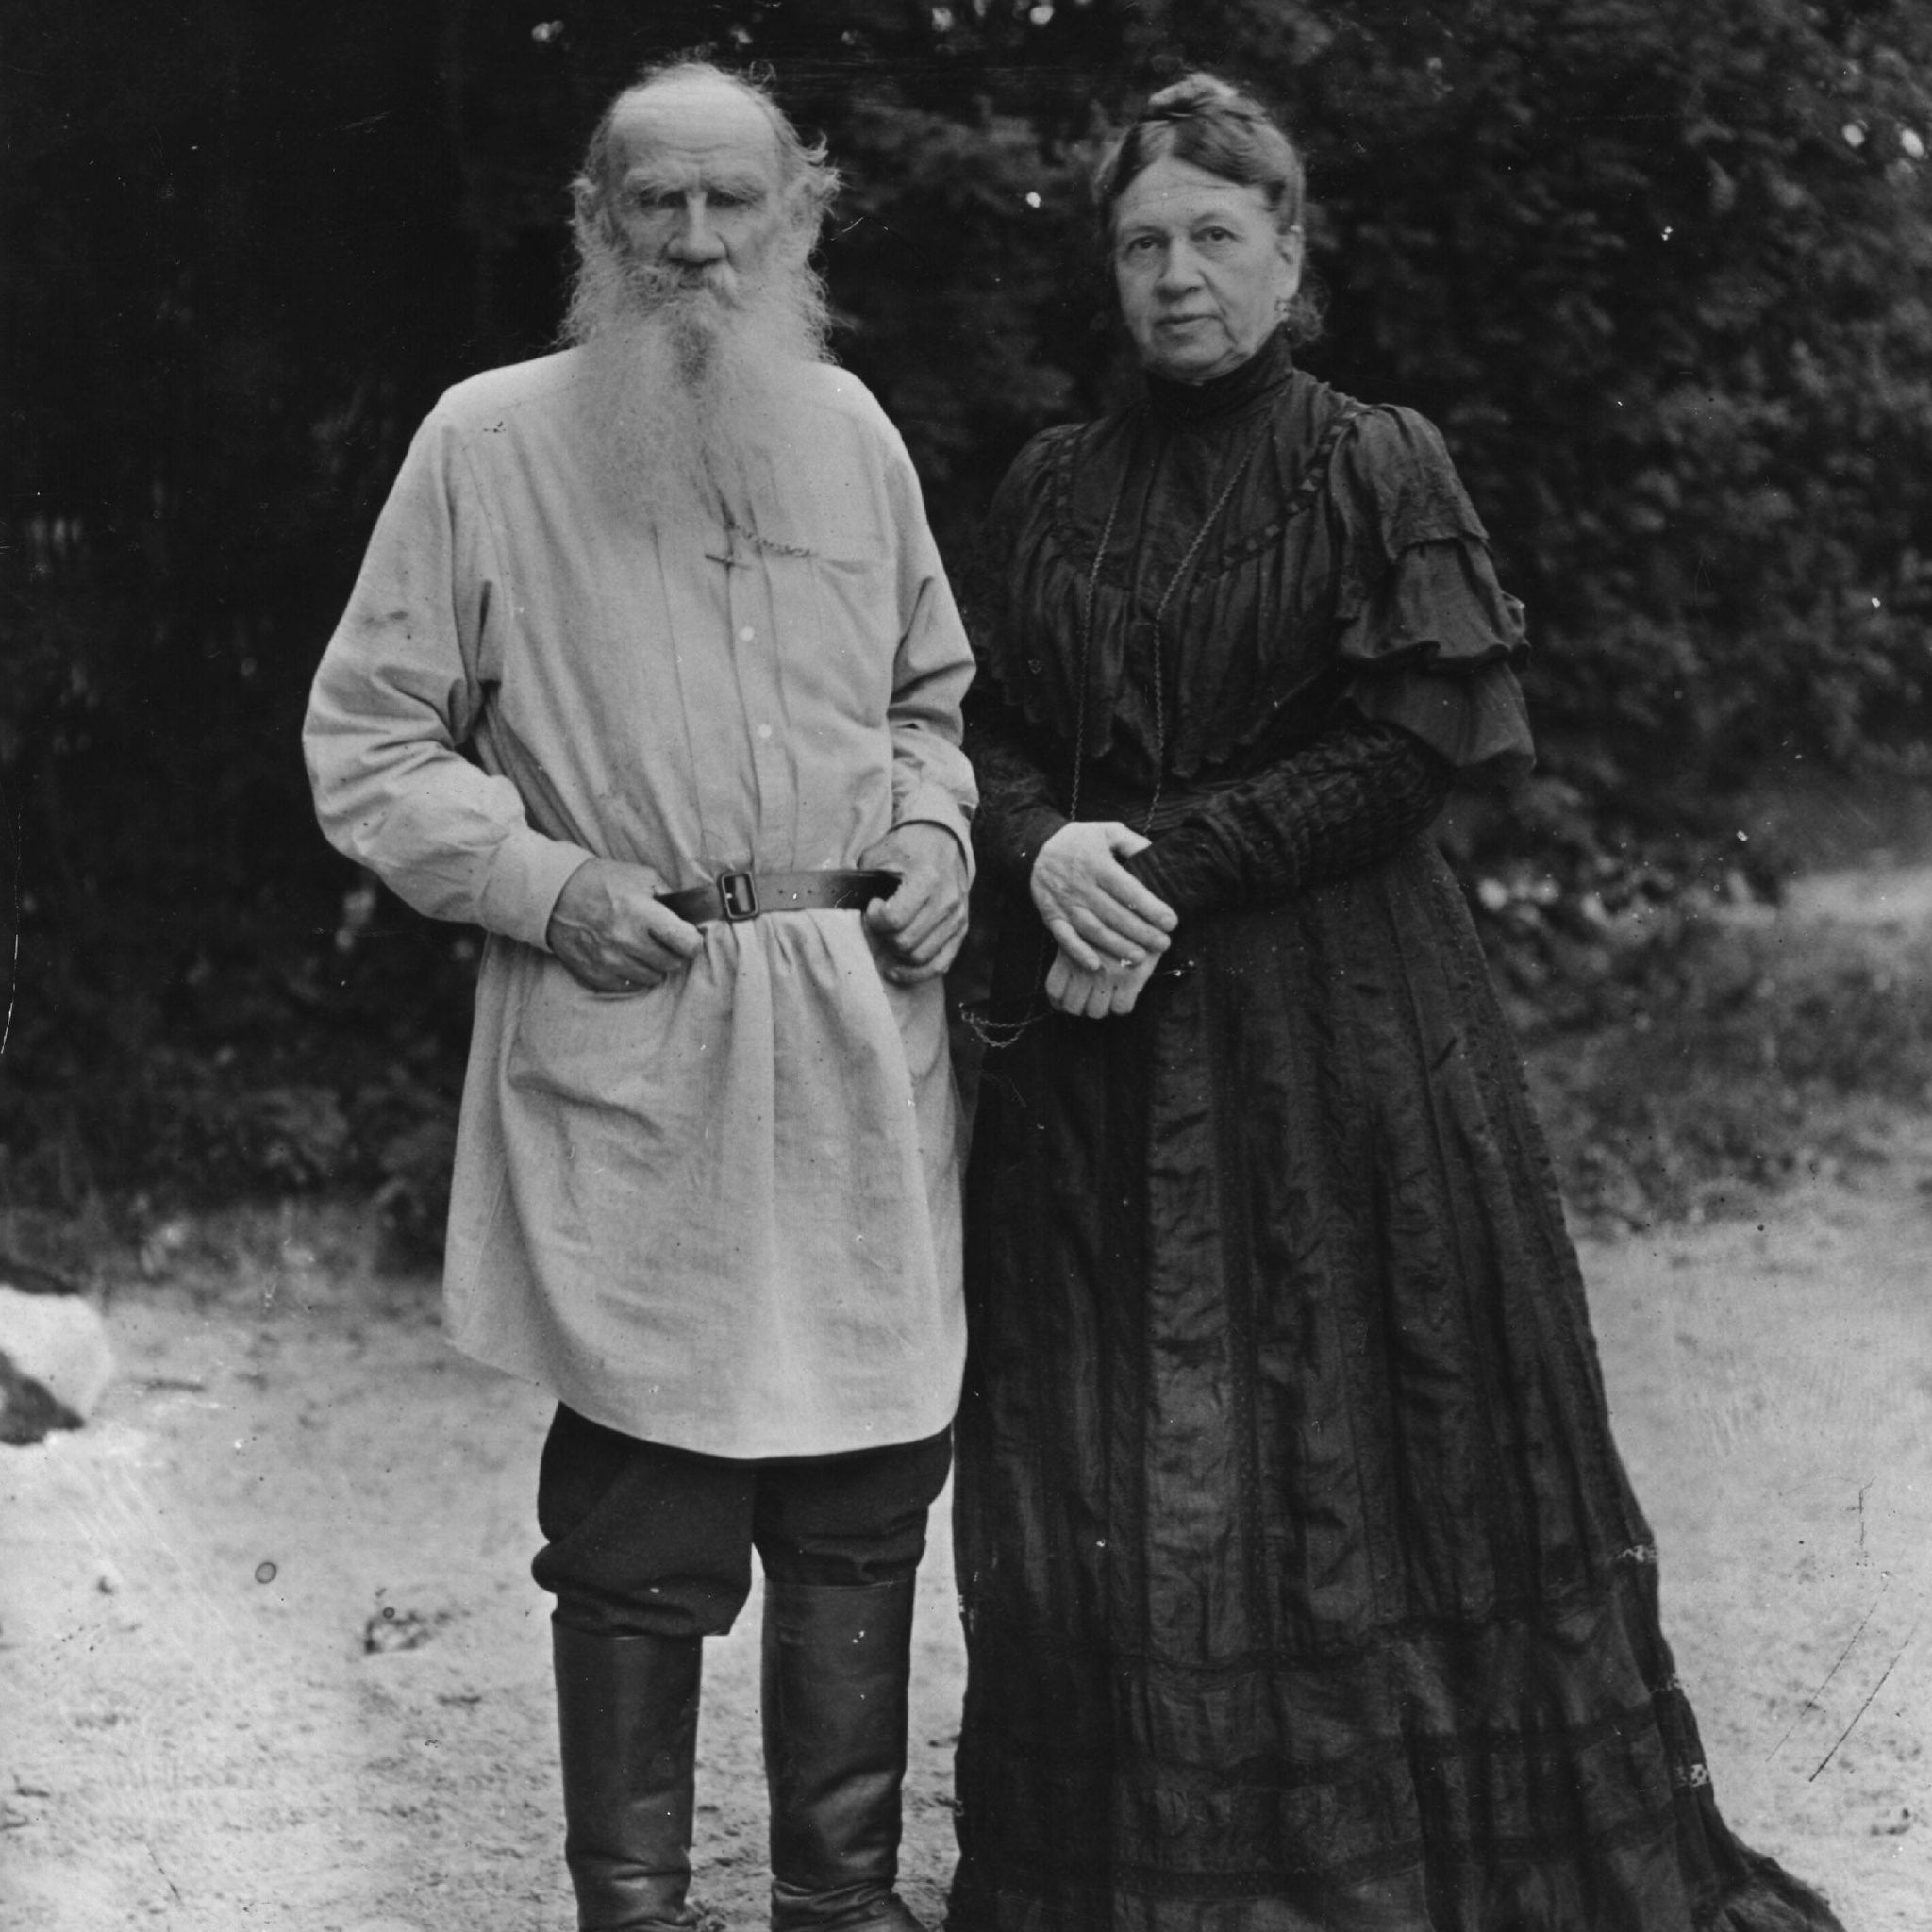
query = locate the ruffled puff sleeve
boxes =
[1329,408,1535,790]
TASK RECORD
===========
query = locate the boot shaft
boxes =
[762,1577,923,1932]
[554,1621,706,1932]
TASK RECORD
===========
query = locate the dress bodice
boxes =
[968,329,1533,793]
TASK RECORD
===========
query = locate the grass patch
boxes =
[1519,899,1932,1230]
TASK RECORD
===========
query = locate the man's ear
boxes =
[768,178,821,267]
[573,176,614,245]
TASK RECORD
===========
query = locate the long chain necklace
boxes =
[1133,416,1273,831]
[962,413,1273,1050]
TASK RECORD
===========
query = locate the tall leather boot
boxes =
[762,1577,925,1932]
[554,1620,706,1932]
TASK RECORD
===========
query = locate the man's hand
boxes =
[547,858,703,994]
[1030,822,1177,971]
[1043,946,1161,1019]
[860,823,970,985]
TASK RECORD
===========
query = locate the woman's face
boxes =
[1111,156,1303,384]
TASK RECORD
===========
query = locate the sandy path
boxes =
[4,1149,1929,1930]
[1586,1151,1932,1925]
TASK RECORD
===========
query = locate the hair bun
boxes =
[1144,73,1261,123]
[1092,65,1313,346]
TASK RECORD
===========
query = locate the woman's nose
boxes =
[1156,242,1203,291]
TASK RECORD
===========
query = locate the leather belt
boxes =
[659,868,899,924]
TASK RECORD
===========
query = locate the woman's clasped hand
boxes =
[1029,818,1177,1016]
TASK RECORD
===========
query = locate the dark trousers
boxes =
[533,1405,953,1640]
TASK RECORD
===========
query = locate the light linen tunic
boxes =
[304,349,976,1459]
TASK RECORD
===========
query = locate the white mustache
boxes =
[618,258,742,311]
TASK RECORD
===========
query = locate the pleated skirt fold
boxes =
[949,841,1842,1932]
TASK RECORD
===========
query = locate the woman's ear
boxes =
[1277,224,1307,302]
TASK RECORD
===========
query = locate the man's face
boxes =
[598,79,792,308]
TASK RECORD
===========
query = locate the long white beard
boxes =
[564,226,832,529]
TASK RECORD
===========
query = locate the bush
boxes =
[1521,891,1932,1229]
[7,0,1930,1233]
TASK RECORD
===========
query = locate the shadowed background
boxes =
[4,0,1931,1241]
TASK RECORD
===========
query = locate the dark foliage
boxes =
[4,0,1930,1230]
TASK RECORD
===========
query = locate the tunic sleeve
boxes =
[881,425,979,866]
[1118,716,1453,920]
[302,406,595,950]
[958,432,1080,891]
[1328,408,1536,789]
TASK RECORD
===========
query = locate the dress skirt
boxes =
[948,837,1841,1932]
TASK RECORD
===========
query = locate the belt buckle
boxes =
[717,871,759,921]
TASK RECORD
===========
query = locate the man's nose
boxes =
[666,196,726,264]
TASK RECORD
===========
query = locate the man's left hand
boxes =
[859,823,970,985]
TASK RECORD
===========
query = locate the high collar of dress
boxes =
[1143,328,1295,431]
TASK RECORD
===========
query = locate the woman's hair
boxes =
[1096,73,1307,235]
[1093,72,1319,342]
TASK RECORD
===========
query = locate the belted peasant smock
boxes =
[948,333,1841,1932]
[305,350,974,1461]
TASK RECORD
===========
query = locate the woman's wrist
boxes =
[1117,841,1187,917]
[1011,807,1073,879]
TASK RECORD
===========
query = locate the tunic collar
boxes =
[1143,327,1296,430]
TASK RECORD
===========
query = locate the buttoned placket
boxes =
[719,530,797,867]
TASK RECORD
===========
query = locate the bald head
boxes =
[608,71,783,171]
[574,61,836,246]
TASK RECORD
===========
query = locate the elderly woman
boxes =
[948,73,1842,1932]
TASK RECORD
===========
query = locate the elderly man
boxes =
[304,60,974,1932]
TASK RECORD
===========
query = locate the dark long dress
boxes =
[947,332,1842,1932]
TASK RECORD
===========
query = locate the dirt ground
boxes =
[6,879,1932,1930]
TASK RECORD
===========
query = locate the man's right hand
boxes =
[546,858,703,994]
[1030,822,1178,971]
